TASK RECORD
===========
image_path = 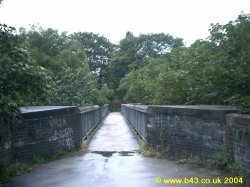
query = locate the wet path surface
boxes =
[88,112,139,152]
[10,112,228,187]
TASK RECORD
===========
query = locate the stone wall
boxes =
[146,105,237,157]
[226,113,250,173]
[0,105,109,161]
[122,104,250,173]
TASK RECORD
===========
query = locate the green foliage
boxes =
[0,24,49,124]
[116,13,250,113]
[176,146,247,181]
[19,26,114,107]
[72,32,114,86]
[0,159,31,182]
[139,141,169,158]
[225,95,250,114]
[19,26,68,74]
[177,156,204,165]
[1,24,114,126]
[209,145,235,170]
[208,145,242,175]
[118,57,162,103]
[108,32,183,98]
[1,12,249,126]
[94,85,114,106]
[47,64,99,106]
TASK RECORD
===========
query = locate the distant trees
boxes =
[19,26,114,106]
[116,13,250,113]
[72,32,114,86]
[107,32,184,98]
[0,12,249,126]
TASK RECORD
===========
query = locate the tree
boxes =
[19,26,114,107]
[0,24,49,123]
[107,33,138,99]
[56,39,87,69]
[208,13,250,112]
[19,26,67,74]
[72,32,114,86]
[47,63,99,106]
[108,32,184,99]
[116,13,250,113]
[118,57,163,104]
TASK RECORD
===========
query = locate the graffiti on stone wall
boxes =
[49,128,74,149]
[149,115,181,127]
[49,118,67,128]
[0,141,11,152]
[0,127,11,152]
[57,138,75,149]
[14,139,24,147]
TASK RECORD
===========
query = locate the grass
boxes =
[0,158,43,183]
[138,141,169,158]
[177,155,204,165]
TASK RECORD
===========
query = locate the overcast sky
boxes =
[0,0,249,45]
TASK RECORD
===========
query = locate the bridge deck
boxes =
[10,112,227,187]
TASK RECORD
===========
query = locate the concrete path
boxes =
[9,112,230,187]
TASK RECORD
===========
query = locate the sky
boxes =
[0,0,250,45]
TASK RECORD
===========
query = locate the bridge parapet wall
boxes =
[121,104,147,138]
[0,105,109,161]
[122,104,249,173]
[226,113,250,173]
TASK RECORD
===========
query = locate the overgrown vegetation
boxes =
[0,24,114,126]
[139,141,162,158]
[0,24,49,124]
[0,158,43,182]
[116,13,250,113]
[139,141,170,158]
[0,13,249,126]
[175,146,242,173]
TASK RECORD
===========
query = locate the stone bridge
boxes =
[0,104,249,186]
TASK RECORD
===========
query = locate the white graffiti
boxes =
[49,118,67,128]
[4,141,11,149]
[49,128,74,149]
[0,141,11,152]
[58,137,75,149]
[14,139,24,147]
[49,128,73,141]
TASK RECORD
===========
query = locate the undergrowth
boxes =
[0,157,44,183]
[138,141,169,158]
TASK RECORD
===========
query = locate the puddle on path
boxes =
[91,151,136,157]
